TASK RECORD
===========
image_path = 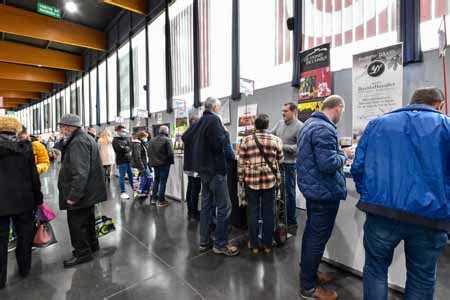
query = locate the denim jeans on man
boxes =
[246,187,275,248]
[153,165,171,201]
[139,166,152,194]
[199,174,231,249]
[118,163,134,193]
[282,163,297,225]
[300,200,340,291]
[363,213,448,300]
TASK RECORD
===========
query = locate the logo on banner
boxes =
[367,61,385,77]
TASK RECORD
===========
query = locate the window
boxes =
[44,100,50,132]
[98,61,107,124]
[119,42,131,117]
[76,79,82,118]
[240,0,293,89]
[83,74,90,127]
[132,29,148,115]
[65,87,70,116]
[90,68,98,125]
[108,53,118,122]
[70,83,77,114]
[56,92,64,125]
[303,0,399,71]
[420,0,450,51]
[200,0,230,101]
[51,95,56,132]
[148,13,167,113]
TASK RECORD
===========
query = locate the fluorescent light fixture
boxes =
[65,1,78,14]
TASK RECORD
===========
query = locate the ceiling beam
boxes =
[3,98,32,104]
[101,0,147,15]
[0,62,65,84]
[0,90,40,99]
[0,40,83,71]
[0,4,106,51]
[0,79,52,93]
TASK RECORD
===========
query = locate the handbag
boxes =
[38,204,56,222]
[253,133,287,246]
[33,221,57,248]
[95,204,116,238]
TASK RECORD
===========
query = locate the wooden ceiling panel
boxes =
[0,62,65,84]
[0,79,52,92]
[101,0,147,15]
[0,90,40,99]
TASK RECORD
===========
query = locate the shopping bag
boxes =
[38,204,56,222]
[32,221,57,248]
[95,204,116,238]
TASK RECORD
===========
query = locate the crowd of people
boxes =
[0,88,449,300]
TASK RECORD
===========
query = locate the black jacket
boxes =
[147,134,174,167]
[0,135,43,216]
[58,129,107,210]
[112,136,132,165]
[131,140,148,171]
[182,111,227,176]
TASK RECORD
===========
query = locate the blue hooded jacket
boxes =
[297,112,347,202]
[351,104,450,231]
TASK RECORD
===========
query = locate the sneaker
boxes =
[317,272,337,285]
[212,244,239,257]
[300,287,338,300]
[120,193,130,200]
[199,243,213,252]
[158,200,170,207]
[263,247,272,254]
[251,248,260,255]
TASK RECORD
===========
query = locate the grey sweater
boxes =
[270,119,304,164]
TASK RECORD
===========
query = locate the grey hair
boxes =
[159,125,169,135]
[204,97,221,111]
[321,95,345,111]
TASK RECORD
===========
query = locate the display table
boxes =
[165,154,188,202]
[296,174,406,292]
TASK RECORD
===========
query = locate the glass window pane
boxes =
[119,42,130,117]
[90,68,98,125]
[70,83,77,114]
[76,79,82,118]
[108,53,118,122]
[99,61,107,124]
[148,14,167,113]
[132,30,148,116]
[83,75,90,127]
[65,87,70,115]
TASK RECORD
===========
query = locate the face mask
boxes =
[142,138,148,143]
[119,131,127,137]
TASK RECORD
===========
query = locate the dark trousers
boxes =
[300,200,340,290]
[363,214,448,300]
[281,163,297,225]
[246,186,275,248]
[0,211,34,286]
[186,176,201,216]
[67,206,98,258]
[152,165,171,202]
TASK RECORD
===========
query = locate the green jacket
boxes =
[58,129,107,210]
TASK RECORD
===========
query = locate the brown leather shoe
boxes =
[317,271,337,285]
[300,287,338,299]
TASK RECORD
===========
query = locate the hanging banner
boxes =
[352,43,403,142]
[236,104,257,143]
[174,99,189,135]
[298,43,331,121]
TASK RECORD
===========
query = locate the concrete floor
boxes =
[1,166,449,299]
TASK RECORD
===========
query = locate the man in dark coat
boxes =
[0,116,43,289]
[296,95,352,299]
[182,97,239,257]
[112,125,134,200]
[57,114,107,268]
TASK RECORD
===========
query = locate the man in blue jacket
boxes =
[182,97,239,257]
[351,87,450,300]
[297,95,350,300]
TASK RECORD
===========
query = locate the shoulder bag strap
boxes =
[253,133,279,184]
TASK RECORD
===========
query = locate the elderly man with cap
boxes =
[57,114,107,268]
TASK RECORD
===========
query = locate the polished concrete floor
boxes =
[1,166,449,299]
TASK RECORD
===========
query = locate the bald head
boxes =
[159,125,169,136]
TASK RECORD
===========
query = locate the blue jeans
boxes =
[118,163,134,193]
[200,174,231,248]
[139,166,153,194]
[152,165,171,201]
[282,163,297,225]
[246,186,275,248]
[363,214,448,300]
[300,200,340,291]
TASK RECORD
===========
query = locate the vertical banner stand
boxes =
[439,15,448,115]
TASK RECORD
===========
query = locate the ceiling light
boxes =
[37,65,42,67]
[65,1,78,14]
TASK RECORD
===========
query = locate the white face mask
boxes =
[142,138,148,143]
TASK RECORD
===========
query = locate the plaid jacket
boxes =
[238,131,284,190]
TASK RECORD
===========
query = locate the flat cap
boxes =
[58,114,82,128]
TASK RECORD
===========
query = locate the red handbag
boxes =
[33,221,57,248]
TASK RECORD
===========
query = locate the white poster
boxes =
[352,43,403,141]
[236,104,257,143]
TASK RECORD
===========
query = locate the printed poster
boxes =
[174,99,189,135]
[299,43,332,101]
[352,43,403,142]
[237,104,257,143]
[298,100,323,123]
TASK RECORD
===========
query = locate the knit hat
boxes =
[58,114,82,128]
[0,116,22,133]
